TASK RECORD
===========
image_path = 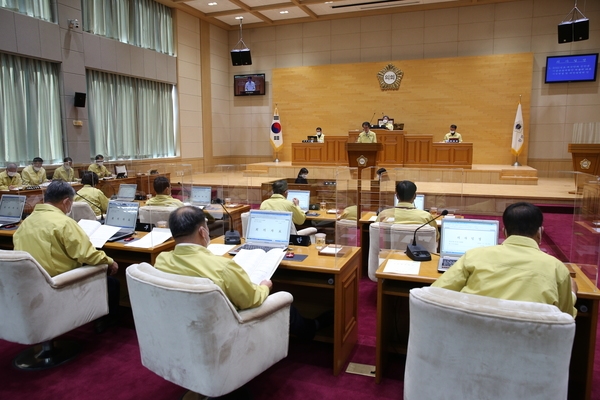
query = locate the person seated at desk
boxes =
[260,180,306,225]
[443,124,463,143]
[295,168,309,184]
[75,172,108,217]
[146,176,184,208]
[0,163,22,190]
[356,122,377,143]
[21,157,48,186]
[52,157,76,182]
[155,206,332,339]
[380,116,394,131]
[88,154,112,178]
[432,202,577,317]
[340,205,357,221]
[315,127,324,143]
[377,180,438,239]
[13,180,120,332]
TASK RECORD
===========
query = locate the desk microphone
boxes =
[76,193,104,221]
[214,198,241,245]
[406,210,448,262]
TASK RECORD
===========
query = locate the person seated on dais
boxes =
[74,171,108,217]
[52,157,76,182]
[315,127,324,143]
[146,177,184,208]
[0,163,22,190]
[443,124,463,143]
[88,154,112,178]
[381,116,394,130]
[21,157,48,186]
[260,180,306,226]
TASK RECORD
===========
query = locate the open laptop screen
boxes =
[191,186,211,205]
[0,194,26,220]
[117,184,137,200]
[105,201,139,229]
[287,190,311,211]
[440,219,499,257]
[394,193,425,210]
[246,210,293,246]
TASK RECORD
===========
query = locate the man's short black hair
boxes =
[450,124,457,129]
[169,206,207,239]
[503,202,543,237]
[272,180,288,195]
[94,154,104,161]
[395,180,417,202]
[81,171,99,186]
[63,157,72,163]
[316,127,322,131]
[33,157,43,163]
[44,180,75,203]
[153,176,170,194]
[362,121,370,128]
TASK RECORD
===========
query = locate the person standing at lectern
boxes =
[443,124,463,143]
[356,122,377,143]
[315,127,325,143]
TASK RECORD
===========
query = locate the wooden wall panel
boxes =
[273,53,532,166]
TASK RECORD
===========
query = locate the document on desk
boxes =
[232,248,286,285]
[207,243,236,256]
[78,220,120,248]
[125,228,172,248]
[383,259,421,275]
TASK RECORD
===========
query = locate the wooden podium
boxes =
[568,144,600,192]
[346,143,383,178]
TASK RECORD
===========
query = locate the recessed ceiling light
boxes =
[324,1,333,3]
[235,16,243,19]
[208,2,217,5]
[280,10,288,14]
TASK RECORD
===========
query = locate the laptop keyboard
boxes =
[441,258,457,268]
[236,244,280,252]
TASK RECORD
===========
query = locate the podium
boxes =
[346,143,383,178]
[568,144,600,192]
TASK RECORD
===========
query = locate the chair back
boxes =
[368,222,437,281]
[115,165,127,177]
[139,206,176,226]
[404,286,575,400]
[69,202,97,221]
[126,263,291,397]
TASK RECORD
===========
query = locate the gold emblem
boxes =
[580,158,591,170]
[377,64,403,90]
[357,155,368,167]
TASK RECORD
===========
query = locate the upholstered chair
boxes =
[68,201,98,221]
[138,206,177,227]
[404,286,575,400]
[0,250,108,369]
[126,263,292,398]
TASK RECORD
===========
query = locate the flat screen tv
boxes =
[545,53,598,83]
[234,73,266,96]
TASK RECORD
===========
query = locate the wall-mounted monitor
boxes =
[545,53,598,83]
[234,73,266,96]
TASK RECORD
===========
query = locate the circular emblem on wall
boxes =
[357,155,368,167]
[377,64,404,90]
[580,158,591,170]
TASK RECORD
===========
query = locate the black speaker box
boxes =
[74,92,86,108]
[573,19,589,41]
[558,22,573,43]
[231,49,252,66]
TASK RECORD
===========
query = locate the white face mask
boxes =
[450,131,455,134]
[96,161,104,166]
[7,172,16,177]
[301,174,307,179]
[383,119,388,123]
[64,163,71,170]
[33,166,41,172]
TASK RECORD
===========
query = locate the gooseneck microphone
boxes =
[406,209,448,262]
[214,198,241,245]
[76,193,104,221]
[369,112,376,126]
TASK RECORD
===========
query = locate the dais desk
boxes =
[375,252,599,400]
[215,237,361,376]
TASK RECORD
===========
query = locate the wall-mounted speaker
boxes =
[74,92,86,108]
[231,49,252,66]
[558,18,589,43]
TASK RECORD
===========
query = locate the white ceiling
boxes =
[167,0,520,30]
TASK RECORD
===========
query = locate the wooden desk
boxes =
[97,177,137,198]
[203,204,250,235]
[215,237,361,376]
[375,253,599,400]
[5,184,83,214]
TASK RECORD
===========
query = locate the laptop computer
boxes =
[229,210,293,255]
[287,189,311,212]
[0,194,26,227]
[437,218,500,272]
[394,193,425,210]
[190,186,212,208]
[104,201,140,242]
[307,135,318,142]
[115,184,137,201]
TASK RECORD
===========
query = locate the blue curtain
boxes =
[87,70,175,160]
[82,0,174,55]
[0,0,53,22]
[0,53,63,165]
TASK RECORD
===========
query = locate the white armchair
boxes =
[139,206,177,227]
[0,250,108,369]
[368,222,437,281]
[404,286,576,400]
[126,263,292,398]
[69,201,98,221]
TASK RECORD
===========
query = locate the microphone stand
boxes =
[214,198,241,245]
[406,210,448,261]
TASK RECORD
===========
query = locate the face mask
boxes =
[33,166,41,172]
[301,174,307,179]
[64,163,71,170]
[7,172,16,177]
[383,119,388,123]
[450,131,455,134]
[316,132,321,135]
[96,161,104,166]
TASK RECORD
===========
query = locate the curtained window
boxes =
[86,69,176,160]
[82,0,174,55]
[0,0,53,22]
[0,53,63,165]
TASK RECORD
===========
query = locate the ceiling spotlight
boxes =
[235,16,243,20]
[280,10,289,14]
[208,2,217,5]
